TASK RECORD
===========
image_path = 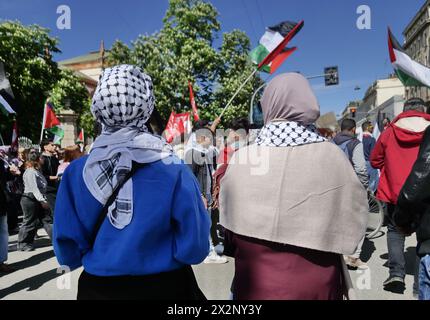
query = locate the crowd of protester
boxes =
[0,139,83,272]
[2,64,430,301]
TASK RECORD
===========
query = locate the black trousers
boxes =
[77,266,206,300]
[46,191,57,214]
[18,194,53,246]
[210,208,224,247]
[6,193,21,230]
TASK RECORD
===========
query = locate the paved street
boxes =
[0,227,418,300]
[0,230,235,300]
[350,227,417,300]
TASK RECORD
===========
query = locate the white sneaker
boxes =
[203,252,228,264]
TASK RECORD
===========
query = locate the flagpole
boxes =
[39,100,47,145]
[218,68,258,119]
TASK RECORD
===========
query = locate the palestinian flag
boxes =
[42,101,64,142]
[250,20,304,74]
[388,27,430,88]
[0,61,18,114]
[77,128,84,143]
[0,94,15,115]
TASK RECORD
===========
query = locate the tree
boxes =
[50,69,94,138]
[210,30,264,124]
[108,0,263,127]
[0,21,94,142]
[0,21,61,141]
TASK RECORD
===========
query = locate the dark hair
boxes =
[362,121,372,132]
[404,98,426,113]
[193,119,213,141]
[63,145,82,163]
[229,117,250,134]
[341,119,357,131]
[40,139,53,151]
[192,120,210,132]
[25,150,41,170]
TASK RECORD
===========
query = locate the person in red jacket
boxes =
[371,97,430,294]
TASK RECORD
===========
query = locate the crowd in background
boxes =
[2,65,430,301]
[0,141,84,272]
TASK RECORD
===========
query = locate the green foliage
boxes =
[0,21,93,142]
[0,21,61,141]
[77,103,96,139]
[108,0,263,127]
[107,40,132,66]
[50,69,94,138]
[50,69,89,113]
[1,0,265,144]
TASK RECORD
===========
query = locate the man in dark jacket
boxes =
[40,139,59,212]
[371,97,430,293]
[394,126,430,300]
[185,119,227,264]
[333,119,369,188]
[333,119,369,270]
[0,159,15,273]
[362,121,378,192]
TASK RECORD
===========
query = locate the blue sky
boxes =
[0,0,426,115]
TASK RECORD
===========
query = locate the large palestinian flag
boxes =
[388,27,430,88]
[250,21,303,74]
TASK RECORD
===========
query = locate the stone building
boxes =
[355,76,405,125]
[403,0,430,100]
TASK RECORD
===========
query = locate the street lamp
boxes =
[249,83,267,125]
[249,67,341,125]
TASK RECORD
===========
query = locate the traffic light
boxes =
[350,107,357,118]
[324,66,339,86]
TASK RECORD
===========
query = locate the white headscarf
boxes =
[83,65,172,230]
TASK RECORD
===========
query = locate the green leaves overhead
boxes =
[0,21,92,141]
[108,0,263,126]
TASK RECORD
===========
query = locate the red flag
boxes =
[10,120,18,152]
[188,81,200,121]
[77,128,84,142]
[164,111,192,143]
[43,102,61,129]
[268,47,297,74]
[258,20,304,70]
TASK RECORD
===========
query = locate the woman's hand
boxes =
[201,195,208,209]
[41,202,50,210]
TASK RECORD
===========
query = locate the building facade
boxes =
[403,0,430,100]
[355,77,405,125]
[58,51,107,96]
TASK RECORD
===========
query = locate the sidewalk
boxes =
[1,227,418,300]
[348,227,418,300]
[0,230,234,300]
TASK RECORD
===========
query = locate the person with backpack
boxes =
[333,119,369,270]
[53,65,210,300]
[333,119,369,190]
[371,97,430,294]
[393,126,430,300]
[362,121,379,193]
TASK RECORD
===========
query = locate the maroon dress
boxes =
[224,230,343,300]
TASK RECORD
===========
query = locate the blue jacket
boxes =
[53,155,210,276]
[362,134,376,162]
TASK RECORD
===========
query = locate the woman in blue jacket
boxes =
[53,65,210,300]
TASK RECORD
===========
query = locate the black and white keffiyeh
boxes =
[83,65,172,230]
[256,121,326,147]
